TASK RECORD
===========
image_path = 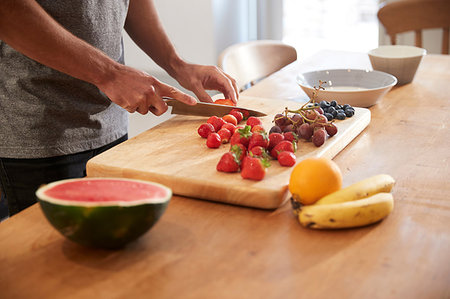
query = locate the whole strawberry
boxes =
[217,152,240,173]
[268,132,284,151]
[270,140,296,159]
[230,125,252,147]
[248,131,269,150]
[241,156,270,181]
[230,144,247,162]
[206,133,221,148]
[278,151,296,167]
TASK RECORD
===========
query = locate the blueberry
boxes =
[337,109,345,114]
[327,106,336,114]
[330,100,337,107]
[337,104,343,110]
[343,104,351,110]
[320,100,330,109]
[336,113,346,120]
[324,113,334,121]
[345,110,355,117]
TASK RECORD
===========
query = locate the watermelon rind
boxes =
[36,178,172,249]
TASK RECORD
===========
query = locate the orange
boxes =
[288,157,342,205]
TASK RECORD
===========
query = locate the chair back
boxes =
[377,0,450,54]
[218,40,297,91]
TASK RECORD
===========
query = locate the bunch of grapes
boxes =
[269,106,337,147]
[268,80,346,147]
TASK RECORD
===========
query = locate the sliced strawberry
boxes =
[248,131,269,150]
[241,156,270,181]
[278,151,296,167]
[217,152,240,173]
[222,114,238,126]
[270,140,296,159]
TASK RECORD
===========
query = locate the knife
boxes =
[164,98,267,117]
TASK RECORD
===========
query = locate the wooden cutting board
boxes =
[86,96,370,209]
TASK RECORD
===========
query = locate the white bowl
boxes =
[297,69,397,107]
[368,45,426,85]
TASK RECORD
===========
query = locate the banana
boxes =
[315,174,395,205]
[298,192,394,229]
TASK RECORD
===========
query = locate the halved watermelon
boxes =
[36,178,172,249]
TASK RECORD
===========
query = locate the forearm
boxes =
[124,0,185,77]
[0,0,119,87]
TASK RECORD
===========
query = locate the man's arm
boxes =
[0,0,195,115]
[124,0,239,103]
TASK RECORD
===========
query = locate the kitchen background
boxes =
[124,0,446,138]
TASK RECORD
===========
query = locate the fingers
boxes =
[222,72,239,102]
[157,80,198,105]
[192,88,214,103]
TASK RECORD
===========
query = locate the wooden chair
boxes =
[377,0,450,54]
[218,40,297,92]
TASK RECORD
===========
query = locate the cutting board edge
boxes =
[86,163,291,210]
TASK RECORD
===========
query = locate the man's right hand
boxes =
[97,64,197,116]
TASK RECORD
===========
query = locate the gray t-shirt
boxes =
[0,0,130,158]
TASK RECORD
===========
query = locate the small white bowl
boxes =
[368,45,426,85]
[297,69,397,107]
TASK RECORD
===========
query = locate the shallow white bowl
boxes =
[297,69,397,107]
[368,45,426,85]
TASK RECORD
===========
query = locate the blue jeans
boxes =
[0,135,127,218]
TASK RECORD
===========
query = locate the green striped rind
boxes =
[39,200,169,249]
[36,178,171,249]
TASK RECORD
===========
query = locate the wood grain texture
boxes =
[86,96,370,209]
[0,53,449,299]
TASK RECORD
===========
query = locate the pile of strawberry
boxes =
[197,110,298,181]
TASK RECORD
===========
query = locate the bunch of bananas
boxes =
[292,174,395,229]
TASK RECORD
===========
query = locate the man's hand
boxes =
[171,63,239,104]
[97,64,197,116]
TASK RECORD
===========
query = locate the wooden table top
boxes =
[1,51,449,299]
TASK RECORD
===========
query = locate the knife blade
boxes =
[164,98,267,117]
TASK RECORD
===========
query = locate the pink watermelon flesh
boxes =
[44,179,167,202]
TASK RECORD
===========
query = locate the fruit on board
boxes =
[36,178,172,249]
[197,123,215,138]
[297,192,394,229]
[241,156,270,181]
[315,174,396,205]
[222,114,238,126]
[207,133,222,148]
[229,109,243,123]
[270,140,296,160]
[278,151,296,167]
[214,98,236,106]
[217,128,232,144]
[289,157,342,205]
[230,125,252,147]
[217,152,240,173]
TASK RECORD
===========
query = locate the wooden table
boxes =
[1,51,449,299]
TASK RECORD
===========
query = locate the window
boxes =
[282,0,379,59]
